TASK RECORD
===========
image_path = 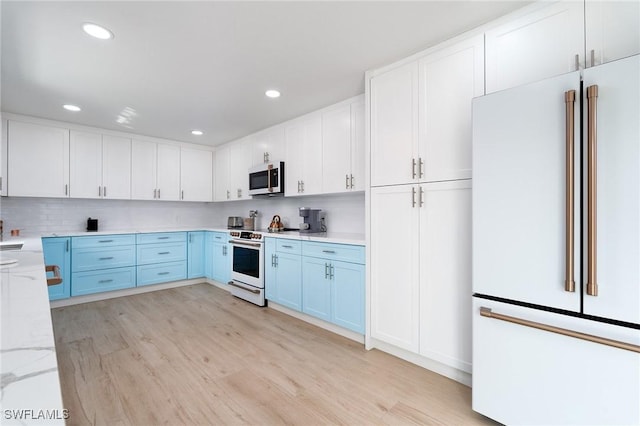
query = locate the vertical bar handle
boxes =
[587,85,598,297]
[412,158,417,179]
[411,187,416,208]
[564,90,576,293]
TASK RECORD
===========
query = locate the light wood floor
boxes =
[51,284,497,425]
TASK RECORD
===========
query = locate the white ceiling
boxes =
[1,1,528,147]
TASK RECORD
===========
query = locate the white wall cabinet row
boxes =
[5,119,213,202]
[214,95,364,200]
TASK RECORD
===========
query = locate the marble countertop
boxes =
[41,227,366,245]
[0,237,65,425]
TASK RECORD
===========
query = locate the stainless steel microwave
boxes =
[248,162,284,196]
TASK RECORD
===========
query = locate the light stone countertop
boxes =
[0,237,65,425]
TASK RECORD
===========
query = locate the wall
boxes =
[0,192,364,237]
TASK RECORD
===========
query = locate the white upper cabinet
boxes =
[419,35,484,182]
[131,139,180,201]
[370,62,419,187]
[8,120,69,197]
[70,131,131,199]
[285,113,322,196]
[251,126,284,165]
[228,138,251,200]
[485,2,584,94]
[321,97,365,194]
[180,147,213,202]
[213,145,230,201]
[1,116,7,196]
[585,0,640,67]
[370,35,483,186]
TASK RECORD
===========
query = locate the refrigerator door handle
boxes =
[479,307,640,353]
[564,90,576,293]
[587,85,599,297]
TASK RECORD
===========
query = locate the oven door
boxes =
[230,240,264,289]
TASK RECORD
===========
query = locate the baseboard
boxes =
[267,302,365,344]
[367,337,472,387]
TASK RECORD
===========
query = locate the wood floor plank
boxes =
[51,284,498,426]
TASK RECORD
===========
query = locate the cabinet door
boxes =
[70,131,102,199]
[275,252,302,311]
[485,1,584,94]
[213,146,230,201]
[204,232,213,279]
[228,138,251,200]
[350,100,365,191]
[43,237,71,301]
[419,35,484,182]
[332,260,365,334]
[1,115,6,196]
[419,180,472,372]
[102,135,131,200]
[284,122,303,196]
[302,256,331,322]
[582,55,639,325]
[285,114,322,196]
[131,139,157,200]
[585,1,640,68]
[370,185,420,352]
[322,103,351,194]
[211,239,230,284]
[8,121,69,197]
[156,143,181,201]
[252,126,285,165]
[187,232,205,278]
[370,62,419,187]
[181,147,213,201]
[265,238,277,300]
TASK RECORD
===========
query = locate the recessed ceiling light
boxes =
[82,23,114,40]
[191,130,204,136]
[265,90,281,98]
[63,104,81,112]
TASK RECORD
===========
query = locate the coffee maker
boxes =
[299,207,323,233]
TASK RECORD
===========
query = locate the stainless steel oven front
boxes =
[228,231,265,306]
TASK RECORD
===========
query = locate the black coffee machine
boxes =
[299,207,323,233]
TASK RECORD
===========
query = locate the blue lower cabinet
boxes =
[71,267,136,296]
[211,232,230,284]
[72,245,137,272]
[187,231,205,279]
[265,238,277,300]
[274,252,302,311]
[302,257,331,322]
[137,242,187,265]
[42,237,71,301]
[204,232,213,279]
[331,260,365,334]
[137,261,187,287]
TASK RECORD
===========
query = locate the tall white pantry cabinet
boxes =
[367,34,483,381]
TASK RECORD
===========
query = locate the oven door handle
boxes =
[228,281,261,294]
[228,240,262,248]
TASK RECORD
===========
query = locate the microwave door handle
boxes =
[268,164,273,193]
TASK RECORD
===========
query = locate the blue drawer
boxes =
[211,232,228,242]
[137,242,187,265]
[72,245,136,272]
[276,239,302,254]
[136,232,187,245]
[71,267,136,296]
[72,234,135,248]
[302,241,365,264]
[137,261,187,286]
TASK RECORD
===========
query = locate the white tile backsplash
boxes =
[0,192,364,237]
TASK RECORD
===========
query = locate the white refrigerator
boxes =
[472,54,640,425]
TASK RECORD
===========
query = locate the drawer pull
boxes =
[281,244,293,249]
[322,250,336,254]
[215,236,222,239]
[158,252,170,255]
[157,237,170,240]
[158,272,170,275]
[99,240,114,243]
[99,279,113,284]
[99,257,114,260]
[479,307,640,353]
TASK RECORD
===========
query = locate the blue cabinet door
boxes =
[204,232,213,279]
[265,238,277,301]
[275,252,302,311]
[42,237,71,301]
[187,231,205,279]
[331,260,365,334]
[302,257,331,321]
[211,232,230,284]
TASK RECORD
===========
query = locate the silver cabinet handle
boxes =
[418,158,424,178]
[65,240,69,252]
[301,181,304,192]
[154,188,157,199]
[99,240,114,243]
[282,244,293,249]
[330,264,334,280]
[158,251,170,255]
[0,176,2,191]
[322,250,335,254]
[226,190,230,199]
[574,54,580,71]
[237,189,242,198]
[350,174,354,189]
[412,187,416,208]
[189,234,192,243]
[182,190,184,200]
[98,279,113,284]
[158,188,161,199]
[346,174,349,189]
[158,272,170,276]
[297,181,301,193]
[274,254,278,267]
[324,263,329,279]
[98,186,102,197]
[65,184,68,195]
[99,257,114,260]
[412,158,417,179]
[419,186,424,207]
[104,186,107,197]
